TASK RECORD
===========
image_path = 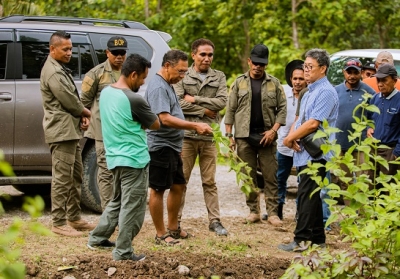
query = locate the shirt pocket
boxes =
[266,91,277,107]
[183,80,199,96]
[203,81,220,97]
[384,108,400,128]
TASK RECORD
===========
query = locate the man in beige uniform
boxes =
[81,36,128,210]
[41,30,95,237]
[174,38,228,236]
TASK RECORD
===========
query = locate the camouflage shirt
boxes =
[81,60,119,140]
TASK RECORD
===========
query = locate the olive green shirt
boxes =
[81,60,119,140]
[40,56,85,143]
[225,71,287,138]
[174,64,227,140]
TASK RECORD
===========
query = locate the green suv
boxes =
[0,15,171,212]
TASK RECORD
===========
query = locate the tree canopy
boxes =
[2,0,400,82]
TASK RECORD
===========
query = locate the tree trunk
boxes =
[292,0,299,49]
[144,0,149,19]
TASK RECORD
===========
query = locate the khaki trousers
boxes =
[95,140,114,210]
[179,138,221,224]
[236,138,279,216]
[49,140,82,226]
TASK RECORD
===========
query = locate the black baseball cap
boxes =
[363,60,375,70]
[285,60,304,87]
[250,44,269,64]
[373,64,398,78]
[107,36,128,51]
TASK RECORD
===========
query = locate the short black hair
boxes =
[121,54,151,77]
[49,30,71,46]
[191,38,215,54]
[161,49,188,67]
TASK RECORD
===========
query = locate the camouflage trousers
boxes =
[95,140,114,211]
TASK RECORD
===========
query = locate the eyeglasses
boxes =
[110,50,127,56]
[252,61,266,67]
[199,53,213,57]
[345,60,362,68]
[364,72,374,78]
[302,64,320,71]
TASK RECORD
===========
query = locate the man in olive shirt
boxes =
[40,30,95,237]
[174,38,228,236]
[225,44,287,227]
[81,36,128,210]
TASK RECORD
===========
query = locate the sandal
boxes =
[155,232,181,246]
[168,227,193,239]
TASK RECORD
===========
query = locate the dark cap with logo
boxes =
[285,59,304,87]
[373,64,398,78]
[250,44,269,64]
[107,36,128,51]
[363,60,375,70]
[343,58,362,71]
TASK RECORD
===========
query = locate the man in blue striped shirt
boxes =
[278,49,339,252]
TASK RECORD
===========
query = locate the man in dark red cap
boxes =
[81,36,129,211]
[225,44,287,227]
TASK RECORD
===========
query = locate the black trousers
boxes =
[294,160,326,244]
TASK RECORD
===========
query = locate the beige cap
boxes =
[376,51,394,66]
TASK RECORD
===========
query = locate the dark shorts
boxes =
[149,147,186,191]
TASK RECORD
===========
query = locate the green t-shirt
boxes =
[99,85,157,169]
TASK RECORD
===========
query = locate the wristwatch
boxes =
[225,133,234,138]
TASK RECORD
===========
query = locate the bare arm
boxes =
[159,112,213,135]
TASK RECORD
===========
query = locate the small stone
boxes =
[108,267,117,276]
[177,265,190,275]
[62,276,76,279]
[283,237,291,244]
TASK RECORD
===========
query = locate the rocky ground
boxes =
[0,165,343,279]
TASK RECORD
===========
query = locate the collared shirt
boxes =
[335,81,374,151]
[293,76,339,167]
[277,86,299,157]
[367,89,400,156]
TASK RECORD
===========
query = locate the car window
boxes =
[17,30,94,79]
[89,33,153,64]
[0,43,7,79]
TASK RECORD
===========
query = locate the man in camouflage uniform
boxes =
[224,44,287,227]
[81,36,128,210]
[40,30,95,237]
[174,38,228,236]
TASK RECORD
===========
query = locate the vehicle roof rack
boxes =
[0,15,149,30]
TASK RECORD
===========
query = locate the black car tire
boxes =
[81,141,102,213]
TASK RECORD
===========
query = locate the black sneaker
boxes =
[262,214,268,221]
[87,239,115,250]
[209,221,228,236]
[130,254,146,261]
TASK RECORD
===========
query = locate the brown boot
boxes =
[68,219,96,231]
[52,225,83,237]
[268,215,283,227]
[244,213,261,223]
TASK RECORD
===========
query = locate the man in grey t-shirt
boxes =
[145,50,212,246]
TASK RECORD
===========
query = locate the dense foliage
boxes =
[2,0,400,81]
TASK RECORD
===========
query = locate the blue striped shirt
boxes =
[293,76,339,167]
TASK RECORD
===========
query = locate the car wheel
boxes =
[81,141,102,213]
[13,184,51,196]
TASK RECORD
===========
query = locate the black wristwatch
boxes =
[225,133,234,138]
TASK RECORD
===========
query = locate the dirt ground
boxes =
[0,165,343,279]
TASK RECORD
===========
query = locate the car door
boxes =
[0,30,15,166]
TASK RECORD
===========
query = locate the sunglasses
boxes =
[110,50,127,56]
[199,53,214,57]
[252,61,266,67]
[345,60,362,68]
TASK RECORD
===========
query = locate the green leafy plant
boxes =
[211,123,255,196]
[281,93,400,278]
[0,150,50,279]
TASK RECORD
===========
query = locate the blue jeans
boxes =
[321,171,331,230]
[277,152,293,205]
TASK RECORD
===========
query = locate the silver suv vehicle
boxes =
[0,15,171,212]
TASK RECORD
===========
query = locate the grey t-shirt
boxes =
[145,74,185,152]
